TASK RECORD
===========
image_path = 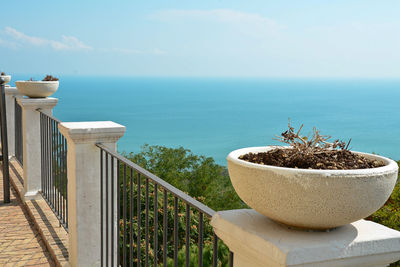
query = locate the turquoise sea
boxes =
[11,76,400,165]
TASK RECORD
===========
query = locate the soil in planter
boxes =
[239,148,385,170]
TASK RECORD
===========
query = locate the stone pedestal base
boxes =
[59,121,125,267]
[211,209,400,267]
[17,97,58,202]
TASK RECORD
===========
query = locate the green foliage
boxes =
[368,184,400,231]
[117,153,231,266]
[173,241,230,267]
[121,146,400,266]
[123,144,246,211]
[368,161,400,230]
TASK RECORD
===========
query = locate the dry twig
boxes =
[273,119,350,156]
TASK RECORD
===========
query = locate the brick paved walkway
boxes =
[0,165,55,267]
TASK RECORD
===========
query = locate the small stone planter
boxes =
[0,75,11,85]
[15,81,59,98]
[227,146,399,230]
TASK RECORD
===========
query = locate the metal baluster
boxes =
[123,164,127,267]
[137,173,141,266]
[145,178,149,267]
[174,197,178,267]
[100,149,104,267]
[65,136,68,229]
[185,204,190,267]
[62,136,66,227]
[40,114,43,198]
[45,115,48,200]
[46,115,49,201]
[212,233,218,267]
[52,120,55,209]
[50,119,53,208]
[45,116,48,202]
[163,189,167,267]
[56,120,59,215]
[229,251,234,267]
[50,118,53,208]
[58,127,62,223]
[15,100,17,163]
[153,184,158,267]
[59,129,63,225]
[105,153,109,266]
[111,157,115,266]
[130,168,133,267]
[40,114,43,195]
[198,213,204,267]
[117,160,120,267]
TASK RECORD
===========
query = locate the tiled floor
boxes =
[0,164,55,267]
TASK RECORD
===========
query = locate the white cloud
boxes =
[0,38,18,49]
[59,35,92,50]
[111,48,144,54]
[101,47,167,55]
[5,27,46,46]
[2,27,166,56]
[152,48,167,55]
[4,27,92,51]
[152,9,284,38]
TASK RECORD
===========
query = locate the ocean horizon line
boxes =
[8,74,400,81]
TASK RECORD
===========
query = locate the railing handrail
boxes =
[36,108,62,123]
[96,142,216,217]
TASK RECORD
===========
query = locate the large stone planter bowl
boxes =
[15,81,59,98]
[0,75,11,84]
[227,146,399,230]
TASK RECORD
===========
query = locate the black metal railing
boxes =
[14,98,23,166]
[0,78,11,203]
[39,110,68,231]
[97,143,233,267]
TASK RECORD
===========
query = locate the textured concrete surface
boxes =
[227,146,398,229]
[0,162,55,267]
[17,97,58,201]
[59,121,125,267]
[211,209,400,267]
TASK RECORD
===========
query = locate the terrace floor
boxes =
[0,159,69,267]
[0,161,55,266]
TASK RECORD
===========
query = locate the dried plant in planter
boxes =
[26,75,58,82]
[42,75,59,81]
[239,120,385,170]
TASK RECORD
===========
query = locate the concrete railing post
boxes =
[211,209,400,267]
[4,87,22,157]
[59,121,125,267]
[17,97,58,200]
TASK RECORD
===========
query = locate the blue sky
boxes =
[1,0,399,77]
